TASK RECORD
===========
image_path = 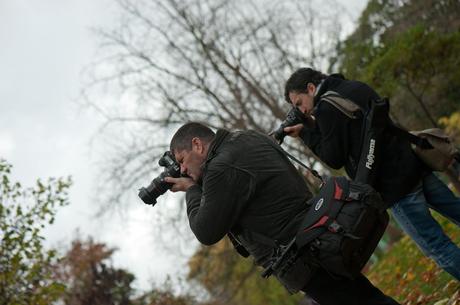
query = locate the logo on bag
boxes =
[366,138,376,169]
[314,198,324,211]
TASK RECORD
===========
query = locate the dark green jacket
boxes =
[185,129,312,266]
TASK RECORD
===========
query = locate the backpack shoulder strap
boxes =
[319,91,363,119]
[320,92,433,150]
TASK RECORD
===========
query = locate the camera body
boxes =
[138,151,181,206]
[271,107,307,144]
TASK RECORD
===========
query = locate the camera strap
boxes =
[264,135,324,184]
[227,232,250,257]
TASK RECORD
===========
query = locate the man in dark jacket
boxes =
[283,67,460,280]
[165,122,400,304]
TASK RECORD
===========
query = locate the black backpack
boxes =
[291,176,388,279]
[259,172,389,284]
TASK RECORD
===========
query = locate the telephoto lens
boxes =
[138,151,181,206]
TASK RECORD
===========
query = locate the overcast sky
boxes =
[0,0,191,291]
[0,0,368,293]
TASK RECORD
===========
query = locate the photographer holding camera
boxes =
[153,122,399,305]
[281,67,460,280]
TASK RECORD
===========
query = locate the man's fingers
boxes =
[164,177,178,183]
[164,177,195,192]
[283,124,304,138]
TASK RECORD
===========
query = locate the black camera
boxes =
[138,151,181,206]
[270,107,306,144]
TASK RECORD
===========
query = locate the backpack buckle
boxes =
[328,220,344,233]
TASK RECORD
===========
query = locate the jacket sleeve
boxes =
[185,164,255,246]
[299,101,350,169]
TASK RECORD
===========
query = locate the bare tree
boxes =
[79,8,364,291]
[82,0,350,212]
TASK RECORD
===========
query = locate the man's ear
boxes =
[307,82,316,94]
[191,137,203,153]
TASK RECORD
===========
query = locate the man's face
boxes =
[288,83,316,116]
[173,138,208,182]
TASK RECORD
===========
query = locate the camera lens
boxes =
[273,126,288,143]
[271,107,305,143]
[138,151,181,206]
[138,173,172,206]
[138,187,158,206]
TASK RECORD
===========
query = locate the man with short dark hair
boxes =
[283,67,460,280]
[165,121,400,304]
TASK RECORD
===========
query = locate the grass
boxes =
[366,214,460,304]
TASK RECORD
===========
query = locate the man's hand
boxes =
[164,177,196,192]
[283,123,304,138]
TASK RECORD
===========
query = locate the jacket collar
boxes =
[313,73,346,106]
[206,129,230,162]
[313,80,325,106]
[313,79,327,107]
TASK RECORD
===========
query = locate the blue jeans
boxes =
[390,173,460,280]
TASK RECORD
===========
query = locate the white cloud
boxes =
[0,131,15,159]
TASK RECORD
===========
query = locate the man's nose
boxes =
[180,164,187,175]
